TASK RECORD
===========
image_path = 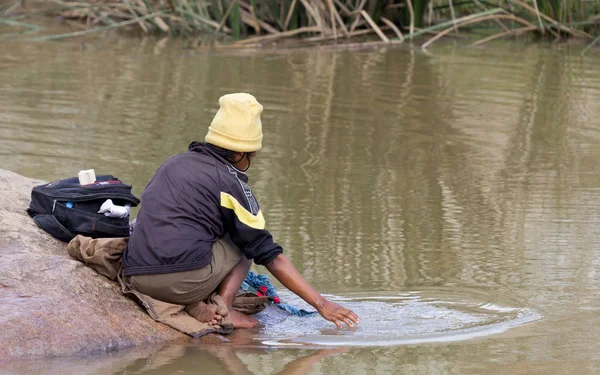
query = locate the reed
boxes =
[1,0,599,50]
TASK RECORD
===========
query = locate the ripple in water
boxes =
[255,289,541,347]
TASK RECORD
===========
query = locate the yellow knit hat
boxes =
[205,93,263,152]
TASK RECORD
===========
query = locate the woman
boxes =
[123,93,359,329]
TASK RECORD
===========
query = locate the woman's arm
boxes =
[265,254,360,328]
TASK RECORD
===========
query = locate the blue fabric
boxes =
[241,271,317,317]
[275,303,318,317]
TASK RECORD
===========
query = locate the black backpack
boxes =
[27,175,141,242]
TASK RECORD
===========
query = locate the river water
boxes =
[2,37,600,374]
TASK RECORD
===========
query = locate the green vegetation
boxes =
[2,0,600,50]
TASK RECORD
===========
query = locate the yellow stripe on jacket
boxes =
[220,192,266,230]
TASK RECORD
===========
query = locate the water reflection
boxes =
[113,345,347,375]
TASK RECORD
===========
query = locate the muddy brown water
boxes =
[2,37,600,374]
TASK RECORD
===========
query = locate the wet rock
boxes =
[0,169,186,362]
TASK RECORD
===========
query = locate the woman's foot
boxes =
[186,301,224,325]
[229,309,258,328]
[209,314,223,326]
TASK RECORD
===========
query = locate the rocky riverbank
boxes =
[0,169,186,362]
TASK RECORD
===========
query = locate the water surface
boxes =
[2,37,600,374]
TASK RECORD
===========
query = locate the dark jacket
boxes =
[122,146,282,276]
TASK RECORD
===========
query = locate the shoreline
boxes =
[1,0,599,53]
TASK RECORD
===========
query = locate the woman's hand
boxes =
[317,299,360,328]
[266,255,360,328]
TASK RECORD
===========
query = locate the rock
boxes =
[0,169,187,363]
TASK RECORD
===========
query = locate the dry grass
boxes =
[1,0,599,51]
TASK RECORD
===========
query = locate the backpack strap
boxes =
[32,214,75,242]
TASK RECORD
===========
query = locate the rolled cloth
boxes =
[241,271,317,317]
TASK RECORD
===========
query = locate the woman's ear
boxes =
[228,152,245,164]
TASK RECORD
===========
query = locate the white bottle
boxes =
[78,169,96,185]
